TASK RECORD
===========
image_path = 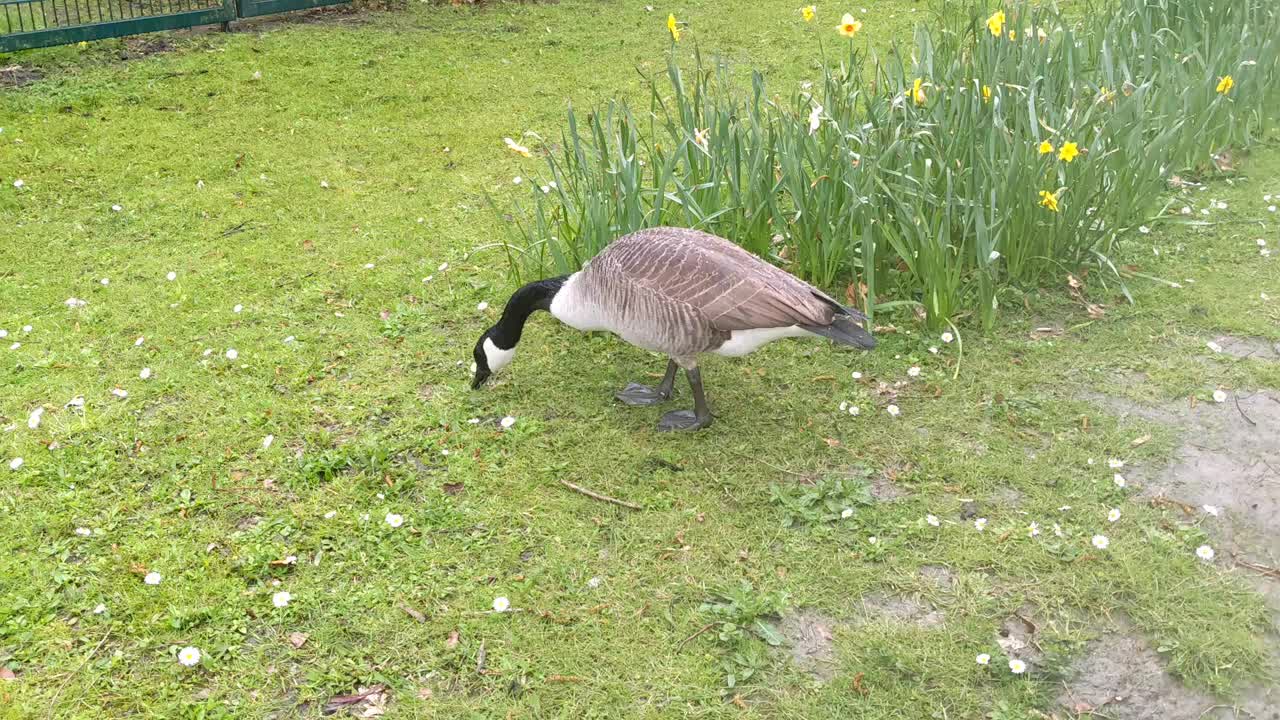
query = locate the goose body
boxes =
[472,226,875,431]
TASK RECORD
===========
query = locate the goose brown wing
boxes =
[595,227,836,331]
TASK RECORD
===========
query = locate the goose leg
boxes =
[657,366,714,432]
[615,360,678,406]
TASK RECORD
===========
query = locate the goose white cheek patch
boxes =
[483,338,516,372]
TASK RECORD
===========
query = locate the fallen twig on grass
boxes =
[47,630,111,719]
[1231,553,1280,581]
[676,622,717,652]
[558,479,642,510]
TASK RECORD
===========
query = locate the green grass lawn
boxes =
[2,1,1278,717]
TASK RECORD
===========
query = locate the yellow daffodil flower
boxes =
[694,127,710,150]
[1039,190,1060,212]
[907,77,926,105]
[504,137,532,158]
[982,85,992,103]
[668,13,681,42]
[837,13,862,37]
[1058,142,1080,162]
[1216,75,1234,94]
[986,10,1005,37]
[801,5,816,22]
[1008,29,1016,41]
[1039,140,1054,155]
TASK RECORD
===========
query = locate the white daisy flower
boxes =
[587,576,602,589]
[22,325,31,333]
[1138,226,1150,234]
[100,278,109,286]
[500,416,517,429]
[166,271,177,281]
[976,653,991,665]
[1259,239,1269,247]
[974,518,987,531]
[808,104,823,134]
[75,527,91,536]
[1212,390,1227,403]
[272,591,291,608]
[262,435,274,449]
[13,179,24,188]
[8,342,18,351]
[1180,206,1191,215]
[841,508,854,519]
[1091,535,1109,550]
[324,510,336,519]
[140,367,152,380]
[1206,340,1223,353]
[512,176,522,185]
[65,298,87,308]
[144,572,162,585]
[385,513,404,528]
[907,366,921,377]
[8,458,23,471]
[284,336,296,344]
[867,536,878,544]
[493,596,511,613]
[177,647,201,666]
[886,405,901,417]
[1108,508,1121,522]
[928,346,939,354]
[851,371,863,379]
[1202,505,1221,517]
[233,304,243,313]
[926,514,940,527]
[1195,545,1215,561]
[1113,474,1127,488]
[839,400,849,411]
[225,349,239,360]
[111,388,128,399]
[364,263,375,269]
[1028,522,1040,537]
[988,250,1001,262]
[1008,659,1027,674]
[848,406,860,416]
[135,336,145,346]
[477,301,489,312]
[438,262,449,272]
[941,331,954,343]
[27,407,43,430]
[93,603,106,614]
[1053,523,1064,538]
[1108,458,1125,469]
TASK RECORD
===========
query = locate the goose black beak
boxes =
[471,369,491,390]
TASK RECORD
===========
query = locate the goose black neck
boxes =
[489,276,566,350]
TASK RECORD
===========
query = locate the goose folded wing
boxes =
[603,234,836,331]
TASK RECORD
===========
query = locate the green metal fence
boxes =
[1,0,347,52]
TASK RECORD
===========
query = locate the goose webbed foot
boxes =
[615,360,678,407]
[655,365,713,432]
[657,409,713,432]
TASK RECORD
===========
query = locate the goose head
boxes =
[471,331,516,389]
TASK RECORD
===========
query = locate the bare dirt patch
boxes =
[918,565,956,591]
[0,65,43,89]
[857,591,945,628]
[775,609,839,681]
[996,606,1044,670]
[1210,335,1280,361]
[1057,622,1217,720]
[1115,391,1280,604]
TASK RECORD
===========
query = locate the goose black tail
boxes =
[804,313,876,350]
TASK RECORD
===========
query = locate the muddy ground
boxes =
[776,338,1279,718]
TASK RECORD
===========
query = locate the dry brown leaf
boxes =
[1130,434,1151,447]
[288,632,308,648]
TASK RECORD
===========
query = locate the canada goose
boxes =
[471,226,876,431]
